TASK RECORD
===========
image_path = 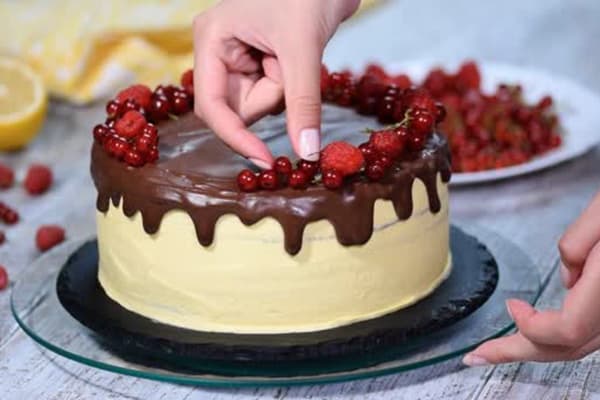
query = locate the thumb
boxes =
[279,47,322,161]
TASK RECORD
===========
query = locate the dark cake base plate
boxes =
[54,227,497,376]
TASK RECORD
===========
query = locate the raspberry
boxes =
[405,88,437,115]
[24,164,53,195]
[0,266,7,290]
[115,110,146,139]
[320,141,364,177]
[36,225,65,252]
[456,61,481,91]
[116,84,153,110]
[181,69,194,95]
[369,130,404,158]
[0,162,14,188]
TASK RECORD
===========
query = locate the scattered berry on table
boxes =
[24,164,52,195]
[0,266,7,290]
[35,225,65,252]
[0,162,14,189]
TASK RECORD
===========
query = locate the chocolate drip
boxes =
[91,113,451,255]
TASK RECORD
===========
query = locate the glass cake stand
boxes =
[11,226,542,387]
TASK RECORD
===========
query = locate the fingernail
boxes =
[298,128,320,161]
[505,300,515,321]
[249,157,273,170]
[462,353,490,367]
[560,264,572,287]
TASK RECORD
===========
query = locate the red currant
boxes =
[124,149,145,167]
[149,96,171,121]
[366,162,386,181]
[358,142,379,163]
[259,170,279,190]
[289,169,309,189]
[322,170,343,189]
[93,124,109,143]
[237,169,259,192]
[410,109,434,135]
[297,159,319,179]
[274,156,292,176]
[106,100,121,117]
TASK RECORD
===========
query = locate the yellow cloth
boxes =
[0,0,377,104]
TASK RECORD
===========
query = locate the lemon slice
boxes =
[0,58,47,150]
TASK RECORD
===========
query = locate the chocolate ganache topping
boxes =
[91,107,451,255]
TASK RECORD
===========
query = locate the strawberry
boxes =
[0,162,14,188]
[36,225,65,252]
[116,84,153,110]
[369,130,405,158]
[181,69,194,95]
[24,164,53,195]
[115,110,146,139]
[320,141,364,177]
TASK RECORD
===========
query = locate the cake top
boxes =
[91,66,451,255]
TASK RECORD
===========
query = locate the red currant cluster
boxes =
[421,61,562,172]
[237,66,445,192]
[93,69,195,167]
[0,201,18,225]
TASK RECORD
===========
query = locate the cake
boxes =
[90,67,452,334]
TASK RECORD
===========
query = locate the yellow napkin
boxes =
[0,0,377,104]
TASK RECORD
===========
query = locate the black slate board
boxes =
[56,226,498,374]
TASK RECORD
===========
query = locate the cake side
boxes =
[97,174,450,334]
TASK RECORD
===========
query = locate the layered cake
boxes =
[90,67,452,334]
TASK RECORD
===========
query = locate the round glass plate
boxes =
[12,226,541,387]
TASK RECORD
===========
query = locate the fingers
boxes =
[463,332,575,365]
[559,191,600,278]
[193,32,273,169]
[278,43,323,161]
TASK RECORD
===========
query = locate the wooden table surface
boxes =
[2,1,600,398]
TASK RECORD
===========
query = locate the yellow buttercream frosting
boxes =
[97,175,451,334]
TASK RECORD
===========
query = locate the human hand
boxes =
[192,0,360,169]
[463,190,600,366]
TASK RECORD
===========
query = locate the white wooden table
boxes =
[2,1,600,398]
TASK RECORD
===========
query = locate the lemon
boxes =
[0,57,48,150]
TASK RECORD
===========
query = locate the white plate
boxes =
[386,60,600,185]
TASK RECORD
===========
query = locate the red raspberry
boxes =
[369,130,404,158]
[456,61,481,91]
[116,84,153,109]
[24,164,53,195]
[0,265,7,290]
[320,141,364,177]
[181,69,194,95]
[36,225,65,252]
[0,162,14,188]
[389,74,412,89]
[115,110,146,139]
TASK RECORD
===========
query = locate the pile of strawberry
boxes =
[237,66,445,192]
[0,162,65,291]
[420,61,562,172]
[92,70,194,167]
